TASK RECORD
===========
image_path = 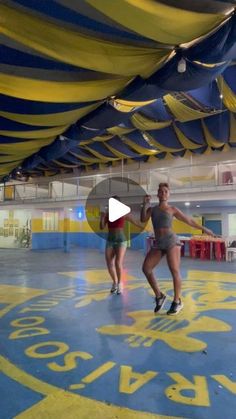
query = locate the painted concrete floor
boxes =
[0,248,236,419]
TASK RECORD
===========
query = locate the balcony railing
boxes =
[1,160,236,203]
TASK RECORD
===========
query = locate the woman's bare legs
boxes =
[166,246,181,302]
[142,248,163,298]
[105,246,118,287]
[114,246,127,285]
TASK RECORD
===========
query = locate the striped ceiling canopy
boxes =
[0,0,236,181]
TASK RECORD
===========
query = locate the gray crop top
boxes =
[151,206,173,230]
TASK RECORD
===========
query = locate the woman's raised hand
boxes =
[143,194,151,205]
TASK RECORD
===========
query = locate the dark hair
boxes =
[158,182,169,189]
[112,195,121,201]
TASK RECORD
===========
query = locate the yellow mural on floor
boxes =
[0,356,181,419]
[58,269,144,308]
[0,283,183,418]
[97,310,230,352]
[0,285,47,318]
[58,269,236,352]
[1,271,236,417]
[16,388,181,419]
[58,269,138,284]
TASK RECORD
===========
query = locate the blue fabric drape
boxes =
[0,94,96,114]
[187,14,236,63]
[204,112,230,142]
[150,126,183,148]
[148,53,229,91]
[175,120,205,144]
[141,99,171,121]
[187,83,225,109]
[106,137,140,157]
[78,103,135,130]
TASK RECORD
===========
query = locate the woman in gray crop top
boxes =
[140,182,215,315]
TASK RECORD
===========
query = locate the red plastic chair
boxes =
[213,241,226,261]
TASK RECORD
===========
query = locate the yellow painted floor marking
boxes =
[15,389,183,419]
[0,355,183,419]
[187,270,236,282]
[0,355,57,396]
[59,269,236,287]
[58,269,137,284]
[0,285,47,318]
[2,270,234,417]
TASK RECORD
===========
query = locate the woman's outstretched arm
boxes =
[126,213,145,229]
[173,207,215,236]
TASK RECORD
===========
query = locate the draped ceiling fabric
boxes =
[0,0,236,181]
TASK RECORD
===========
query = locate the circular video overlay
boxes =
[85,176,149,242]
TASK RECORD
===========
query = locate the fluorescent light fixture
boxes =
[177,58,186,73]
[184,202,190,206]
[196,204,200,208]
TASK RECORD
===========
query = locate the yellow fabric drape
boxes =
[0,4,169,77]
[69,151,101,164]
[0,161,23,175]
[104,143,130,158]
[183,150,193,159]
[202,146,213,156]
[0,104,100,127]
[0,155,25,163]
[86,0,229,44]
[122,135,159,155]
[173,124,203,150]
[164,152,174,160]
[80,134,114,145]
[0,152,42,162]
[53,160,79,168]
[0,72,131,103]
[222,144,231,152]
[201,121,225,148]
[217,76,236,112]
[143,132,183,152]
[229,113,236,143]
[193,60,227,68]
[0,138,55,154]
[0,125,69,139]
[111,98,156,112]
[82,146,118,161]
[107,127,135,135]
[131,113,171,130]
[164,94,217,122]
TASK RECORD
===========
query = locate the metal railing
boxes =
[1,160,236,203]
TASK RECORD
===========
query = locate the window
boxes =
[42,212,59,231]
[228,214,236,236]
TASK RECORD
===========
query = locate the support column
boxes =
[63,208,71,253]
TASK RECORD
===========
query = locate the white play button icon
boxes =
[108,197,131,222]
[85,176,148,241]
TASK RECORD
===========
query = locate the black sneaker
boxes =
[167,299,184,315]
[154,293,166,313]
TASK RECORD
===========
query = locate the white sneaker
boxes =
[117,284,122,295]
[110,284,117,294]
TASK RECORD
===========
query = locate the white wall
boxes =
[228,213,236,236]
